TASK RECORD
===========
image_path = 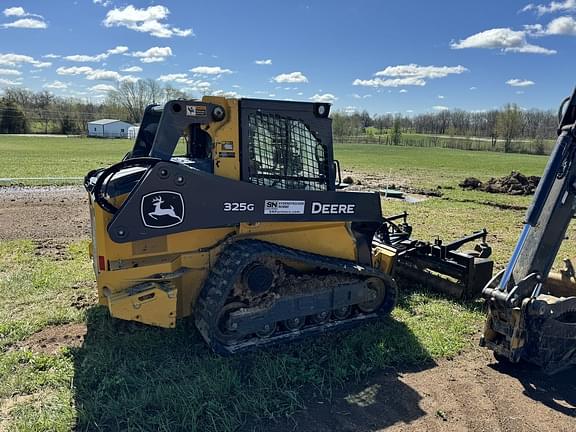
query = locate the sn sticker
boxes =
[264,200,305,215]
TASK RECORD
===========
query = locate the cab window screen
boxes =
[247,112,328,190]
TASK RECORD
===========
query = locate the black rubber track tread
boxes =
[194,239,398,355]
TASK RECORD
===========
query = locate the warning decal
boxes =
[186,105,207,117]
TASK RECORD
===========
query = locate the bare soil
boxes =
[0,186,89,240]
[249,346,575,432]
[16,323,87,354]
[1,186,575,431]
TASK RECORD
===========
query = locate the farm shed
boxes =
[87,119,132,138]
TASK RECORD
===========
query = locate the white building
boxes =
[128,126,140,139]
[87,119,133,138]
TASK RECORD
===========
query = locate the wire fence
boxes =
[334,134,556,155]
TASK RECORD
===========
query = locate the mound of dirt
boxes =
[460,171,540,195]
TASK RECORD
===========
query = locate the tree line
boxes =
[0,80,187,134]
[332,105,558,153]
[0,83,559,154]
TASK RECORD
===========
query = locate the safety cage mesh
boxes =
[247,112,329,190]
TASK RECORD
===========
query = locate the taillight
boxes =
[98,256,106,271]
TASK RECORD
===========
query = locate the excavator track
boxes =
[194,239,398,355]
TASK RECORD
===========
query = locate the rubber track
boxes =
[194,239,398,355]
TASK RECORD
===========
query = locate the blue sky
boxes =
[1,0,576,114]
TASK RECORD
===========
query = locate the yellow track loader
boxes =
[84,97,492,354]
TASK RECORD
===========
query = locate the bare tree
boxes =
[497,104,523,152]
[32,91,54,133]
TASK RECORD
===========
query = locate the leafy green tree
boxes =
[0,100,29,133]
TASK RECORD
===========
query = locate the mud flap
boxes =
[527,295,576,374]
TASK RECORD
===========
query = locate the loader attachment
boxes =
[481,87,576,374]
[374,212,493,299]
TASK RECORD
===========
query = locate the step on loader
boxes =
[84,97,492,354]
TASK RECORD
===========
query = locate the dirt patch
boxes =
[16,323,87,354]
[248,345,575,432]
[341,171,442,198]
[0,186,89,240]
[33,239,73,260]
[460,172,540,196]
[70,289,97,311]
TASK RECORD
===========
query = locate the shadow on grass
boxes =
[72,306,435,432]
[490,361,576,417]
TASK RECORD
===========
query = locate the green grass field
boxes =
[1,137,573,431]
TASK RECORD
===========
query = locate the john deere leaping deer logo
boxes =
[141,191,185,228]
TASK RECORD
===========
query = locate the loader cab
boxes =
[126,97,337,189]
[93,98,339,203]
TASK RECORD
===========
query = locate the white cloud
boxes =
[157,73,211,90]
[107,46,129,55]
[119,75,139,84]
[93,0,112,7]
[506,78,535,87]
[432,105,449,111]
[158,73,189,82]
[375,64,468,79]
[470,86,477,90]
[103,5,193,38]
[353,77,426,87]
[450,28,556,54]
[0,78,21,86]
[43,80,68,89]
[399,89,408,93]
[2,18,47,29]
[0,53,50,68]
[190,66,233,75]
[57,66,94,76]
[3,7,25,17]
[90,84,117,92]
[87,70,122,81]
[273,71,308,83]
[2,7,46,29]
[43,53,60,59]
[64,46,129,63]
[309,93,337,103]
[131,46,172,63]
[121,65,142,72]
[255,59,272,65]
[0,68,21,76]
[65,54,106,62]
[57,65,135,82]
[33,61,51,68]
[545,16,576,35]
[522,0,576,15]
[211,90,239,98]
[354,64,467,88]
[438,95,445,99]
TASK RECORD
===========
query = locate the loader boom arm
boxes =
[481,87,576,374]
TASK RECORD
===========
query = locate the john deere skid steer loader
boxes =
[85,97,493,354]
